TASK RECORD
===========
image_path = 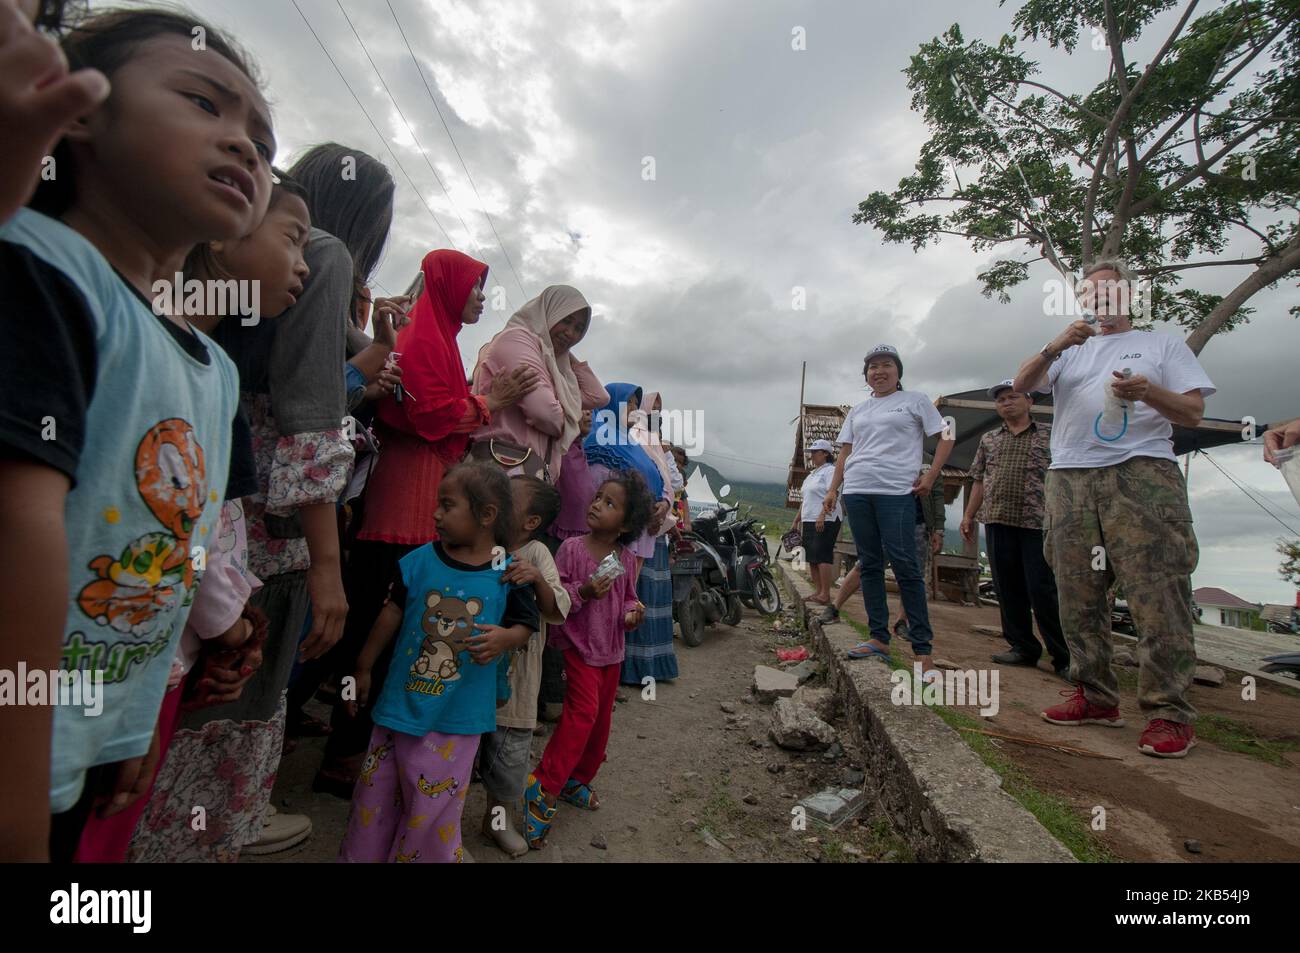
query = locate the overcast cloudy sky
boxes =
[178,0,1299,604]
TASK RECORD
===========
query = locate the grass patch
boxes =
[1197,714,1300,768]
[846,620,1116,863]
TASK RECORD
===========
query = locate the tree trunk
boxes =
[1184,232,1300,355]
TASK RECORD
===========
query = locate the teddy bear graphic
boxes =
[410,591,481,683]
[78,418,209,635]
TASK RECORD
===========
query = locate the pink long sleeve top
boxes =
[470,328,607,478]
[546,536,640,667]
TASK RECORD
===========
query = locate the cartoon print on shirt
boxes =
[411,591,482,682]
[77,418,208,636]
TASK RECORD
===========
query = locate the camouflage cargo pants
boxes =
[1043,456,1199,723]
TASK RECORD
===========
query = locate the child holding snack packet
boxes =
[523,469,654,848]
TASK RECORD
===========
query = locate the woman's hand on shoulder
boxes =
[486,365,541,413]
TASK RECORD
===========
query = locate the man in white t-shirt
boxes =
[1013,258,1214,759]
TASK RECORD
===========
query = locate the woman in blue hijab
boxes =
[584,382,665,500]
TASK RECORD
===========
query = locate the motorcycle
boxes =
[1261,653,1300,679]
[672,503,782,645]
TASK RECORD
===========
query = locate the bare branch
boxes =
[1138,16,1286,166]
[1227,217,1281,254]
[1007,78,1109,125]
[1185,227,1300,354]
[1129,120,1269,216]
[1139,255,1270,274]
[985,90,1097,167]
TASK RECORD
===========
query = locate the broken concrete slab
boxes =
[753,665,799,703]
[799,787,867,828]
[791,684,836,722]
[785,659,819,684]
[1193,665,1225,687]
[775,560,1076,863]
[1112,648,1139,667]
[769,697,836,751]
[971,624,1003,638]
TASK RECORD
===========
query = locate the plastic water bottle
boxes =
[1101,367,1133,429]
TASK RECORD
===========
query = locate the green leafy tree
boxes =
[855,0,1299,354]
[1280,538,1300,584]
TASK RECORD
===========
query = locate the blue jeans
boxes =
[843,493,933,656]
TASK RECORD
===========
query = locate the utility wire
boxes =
[289,0,455,249]
[695,450,791,472]
[385,0,529,303]
[1201,450,1300,536]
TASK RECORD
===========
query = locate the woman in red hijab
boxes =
[313,249,537,795]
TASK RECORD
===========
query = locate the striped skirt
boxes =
[620,535,679,685]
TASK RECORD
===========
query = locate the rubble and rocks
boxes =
[719,701,738,714]
[590,832,607,850]
[785,659,819,684]
[769,697,836,751]
[1193,665,1225,687]
[753,665,799,703]
[791,684,836,722]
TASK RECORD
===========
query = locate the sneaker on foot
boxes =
[1041,685,1125,727]
[482,811,529,858]
[818,606,840,624]
[244,812,312,855]
[1138,719,1196,758]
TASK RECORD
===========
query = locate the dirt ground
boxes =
[791,568,1300,864]
[249,595,908,864]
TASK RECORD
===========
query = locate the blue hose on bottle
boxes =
[1093,367,1132,442]
[1093,406,1129,441]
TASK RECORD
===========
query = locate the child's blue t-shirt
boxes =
[372,542,539,737]
[0,209,238,812]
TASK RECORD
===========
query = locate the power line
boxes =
[1201,451,1300,536]
[385,0,529,303]
[289,0,455,250]
[695,450,791,472]
[333,6,471,246]
[1201,448,1300,523]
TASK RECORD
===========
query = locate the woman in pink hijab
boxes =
[470,284,607,481]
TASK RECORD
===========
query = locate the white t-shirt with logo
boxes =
[800,463,842,521]
[1037,329,1215,469]
[836,390,947,495]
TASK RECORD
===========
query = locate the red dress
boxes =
[358,250,491,545]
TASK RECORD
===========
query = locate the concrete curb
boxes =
[774,560,1076,863]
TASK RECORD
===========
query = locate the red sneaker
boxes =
[1138,719,1196,758]
[1041,685,1125,727]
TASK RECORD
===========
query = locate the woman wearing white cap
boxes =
[822,345,954,672]
[789,439,841,604]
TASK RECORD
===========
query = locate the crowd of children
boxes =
[0,1,693,863]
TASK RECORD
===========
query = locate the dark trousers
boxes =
[322,539,415,766]
[985,522,1070,667]
[843,493,933,655]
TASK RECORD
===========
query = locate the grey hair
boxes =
[1078,257,1137,291]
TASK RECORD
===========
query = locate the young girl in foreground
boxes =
[340,462,538,863]
[2,7,264,860]
[524,470,654,848]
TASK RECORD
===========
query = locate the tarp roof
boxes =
[685,465,720,510]
[923,389,1269,472]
